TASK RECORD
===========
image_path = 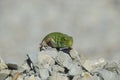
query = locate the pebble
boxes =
[0,70,11,80]
[0,57,8,70]
[38,52,55,68]
[52,65,65,73]
[103,62,120,73]
[5,76,12,80]
[48,72,68,80]
[96,69,120,80]
[68,63,82,75]
[39,68,49,80]
[24,75,35,80]
[6,63,18,70]
[0,73,9,80]
[1,49,120,80]
[83,58,106,71]
[55,51,73,69]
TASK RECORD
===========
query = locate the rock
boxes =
[81,72,93,80]
[96,69,120,80]
[39,49,58,59]
[16,75,24,80]
[48,72,68,80]
[68,63,83,75]
[52,65,64,73]
[69,49,86,64]
[22,62,31,72]
[103,62,120,73]
[24,75,35,80]
[5,76,12,80]
[55,51,73,70]
[91,74,103,80]
[38,52,55,69]
[72,75,82,80]
[69,49,80,60]
[28,75,35,80]
[83,58,106,71]
[39,68,49,80]
[35,76,41,80]
[0,73,9,80]
[6,63,18,70]
[0,70,11,80]
[0,69,11,74]
[0,57,8,70]
[12,73,24,80]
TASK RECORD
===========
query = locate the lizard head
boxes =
[61,35,73,48]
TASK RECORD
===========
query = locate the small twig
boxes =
[12,72,21,80]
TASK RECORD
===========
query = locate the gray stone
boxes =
[38,49,58,59]
[5,76,12,80]
[0,70,11,80]
[96,69,120,80]
[91,74,103,80]
[68,63,83,76]
[24,75,35,80]
[0,69,11,74]
[22,62,31,72]
[55,51,73,69]
[38,52,55,69]
[0,73,9,80]
[70,49,80,60]
[14,75,23,80]
[81,72,92,80]
[48,72,68,80]
[83,58,106,71]
[35,76,41,80]
[6,63,18,70]
[103,62,120,73]
[39,68,49,80]
[52,65,64,73]
[0,57,8,70]
[73,75,82,80]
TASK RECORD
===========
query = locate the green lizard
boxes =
[40,32,73,53]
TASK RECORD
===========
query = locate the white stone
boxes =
[68,63,82,75]
[73,75,82,80]
[83,58,106,71]
[52,65,64,72]
[103,62,120,73]
[38,52,55,68]
[69,49,86,64]
[5,76,12,80]
[0,70,11,80]
[21,62,30,72]
[0,56,8,70]
[48,72,68,80]
[91,74,104,80]
[96,69,120,80]
[55,51,73,69]
[17,75,24,80]
[39,68,49,80]
[38,49,58,59]
[81,72,92,80]
[24,75,35,80]
[70,49,79,59]
[0,73,9,80]
[0,69,11,74]
[35,76,41,80]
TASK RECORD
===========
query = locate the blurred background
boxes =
[0,0,120,64]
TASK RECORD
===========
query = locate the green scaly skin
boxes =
[40,32,73,52]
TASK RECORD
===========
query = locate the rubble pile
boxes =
[0,49,120,80]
